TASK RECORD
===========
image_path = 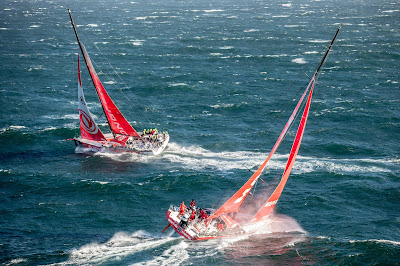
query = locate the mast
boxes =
[313,24,342,80]
[249,24,342,223]
[68,9,140,138]
[68,9,113,134]
[209,25,342,221]
[208,77,315,220]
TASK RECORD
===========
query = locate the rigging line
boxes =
[249,178,258,204]
[259,70,312,149]
[91,42,154,125]
[78,29,154,127]
[262,33,335,147]
[259,25,338,146]
[89,55,154,126]
[212,175,239,210]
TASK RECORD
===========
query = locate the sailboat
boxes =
[68,9,169,155]
[165,25,342,240]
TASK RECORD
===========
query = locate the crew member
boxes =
[179,213,189,228]
[190,199,196,212]
[200,209,208,220]
[189,209,196,221]
[179,201,186,216]
[218,223,224,231]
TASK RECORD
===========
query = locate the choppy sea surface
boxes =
[1,0,399,264]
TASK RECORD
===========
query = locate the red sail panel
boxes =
[80,44,139,137]
[220,214,238,229]
[209,79,315,220]
[249,80,315,223]
[77,55,107,141]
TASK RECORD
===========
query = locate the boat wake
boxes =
[80,142,397,176]
[60,216,306,265]
[59,230,182,265]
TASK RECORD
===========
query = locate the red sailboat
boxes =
[68,9,169,154]
[165,25,341,240]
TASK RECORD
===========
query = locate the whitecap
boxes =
[272,15,290,18]
[382,10,399,13]
[210,103,234,108]
[204,9,224,13]
[219,46,234,50]
[81,179,110,185]
[41,126,57,131]
[0,169,11,173]
[9,125,27,130]
[308,39,330,43]
[291,58,307,64]
[168,83,187,87]
[130,39,144,46]
[349,239,400,246]
[244,29,260,32]
[4,258,28,266]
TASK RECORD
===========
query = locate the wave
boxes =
[4,258,28,266]
[203,9,224,13]
[349,239,400,246]
[1,126,27,132]
[292,58,307,64]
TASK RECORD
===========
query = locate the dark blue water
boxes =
[1,0,399,264]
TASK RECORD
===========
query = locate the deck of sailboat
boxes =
[74,132,170,154]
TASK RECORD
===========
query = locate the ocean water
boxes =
[1,0,399,264]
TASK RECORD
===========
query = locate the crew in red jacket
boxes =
[179,201,186,215]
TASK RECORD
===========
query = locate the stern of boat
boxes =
[166,206,199,241]
[152,133,170,155]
